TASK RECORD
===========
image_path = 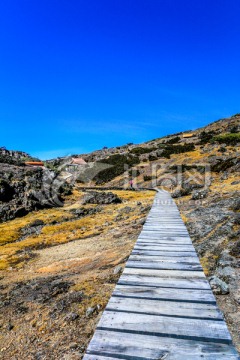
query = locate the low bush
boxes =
[198,130,217,145]
[160,143,195,159]
[130,147,157,155]
[165,136,180,144]
[230,126,239,133]
[211,158,236,172]
[94,154,140,184]
[148,154,158,161]
[212,133,240,146]
[143,175,153,181]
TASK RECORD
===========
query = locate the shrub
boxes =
[160,143,195,159]
[130,147,157,155]
[165,136,180,144]
[230,126,239,133]
[198,130,217,145]
[219,147,227,153]
[148,154,158,161]
[211,158,236,172]
[143,175,153,181]
[212,133,240,145]
[94,154,140,184]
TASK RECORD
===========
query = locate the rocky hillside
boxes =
[46,113,240,350]
[0,147,40,166]
[0,150,72,223]
[0,114,239,359]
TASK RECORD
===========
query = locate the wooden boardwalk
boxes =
[84,190,239,359]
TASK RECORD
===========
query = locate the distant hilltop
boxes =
[0,147,40,166]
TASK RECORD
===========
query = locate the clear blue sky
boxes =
[0,0,239,159]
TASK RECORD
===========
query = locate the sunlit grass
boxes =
[0,190,154,270]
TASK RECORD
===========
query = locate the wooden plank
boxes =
[123,267,206,278]
[119,273,211,289]
[137,238,192,243]
[132,250,198,257]
[136,241,193,246]
[134,245,196,252]
[113,284,216,306]
[85,354,239,360]
[129,255,200,263]
[126,260,202,271]
[85,330,239,359]
[97,311,232,343]
[136,241,194,247]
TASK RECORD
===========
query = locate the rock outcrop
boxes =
[0,162,71,223]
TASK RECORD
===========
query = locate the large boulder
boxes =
[82,191,122,205]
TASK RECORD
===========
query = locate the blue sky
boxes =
[0,0,239,159]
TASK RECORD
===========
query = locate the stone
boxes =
[191,189,208,200]
[216,266,236,283]
[7,323,14,331]
[231,180,240,185]
[209,276,229,295]
[119,206,132,214]
[82,191,122,205]
[86,307,96,317]
[65,312,79,322]
[113,265,123,275]
[0,162,67,223]
[230,240,240,257]
[139,218,145,225]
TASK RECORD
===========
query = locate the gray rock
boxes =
[72,206,102,217]
[139,218,145,225]
[82,191,122,205]
[119,206,132,214]
[0,163,68,223]
[209,276,229,295]
[231,180,240,185]
[7,322,14,331]
[86,307,96,317]
[191,189,208,200]
[230,240,240,257]
[65,312,79,322]
[216,266,236,283]
[220,172,228,180]
[113,265,123,275]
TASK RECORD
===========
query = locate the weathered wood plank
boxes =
[110,287,217,307]
[126,260,202,271]
[123,267,206,278]
[129,255,199,263]
[86,330,239,359]
[134,245,196,252]
[132,250,198,257]
[119,273,211,289]
[113,284,216,306]
[136,242,193,247]
[137,238,192,244]
[97,311,232,343]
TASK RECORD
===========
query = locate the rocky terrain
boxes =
[0,114,239,359]
[0,189,154,359]
[0,148,72,223]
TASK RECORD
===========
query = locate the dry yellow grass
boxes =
[0,190,155,270]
